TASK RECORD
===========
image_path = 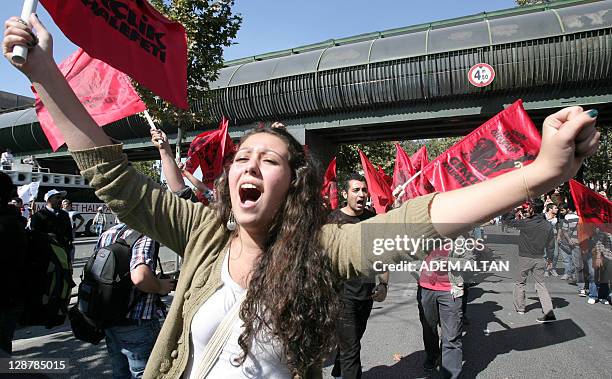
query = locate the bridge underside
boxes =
[1,0,611,172]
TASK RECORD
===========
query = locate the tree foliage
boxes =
[137,0,242,127]
[583,126,611,186]
[132,160,161,183]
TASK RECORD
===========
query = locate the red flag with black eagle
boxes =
[359,150,394,214]
[32,48,146,151]
[420,100,541,192]
[569,179,612,233]
[321,157,338,209]
[185,117,235,187]
[40,0,188,109]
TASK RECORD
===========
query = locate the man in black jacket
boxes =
[0,172,27,354]
[508,199,556,323]
[29,189,73,263]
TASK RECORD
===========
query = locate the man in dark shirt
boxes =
[329,173,389,379]
[0,172,27,355]
[508,199,556,323]
[29,189,73,263]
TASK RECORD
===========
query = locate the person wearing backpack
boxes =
[0,172,27,355]
[94,223,176,378]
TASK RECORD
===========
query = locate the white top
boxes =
[184,253,291,379]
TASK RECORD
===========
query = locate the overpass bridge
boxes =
[0,0,610,171]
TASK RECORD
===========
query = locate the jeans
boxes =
[331,298,373,379]
[513,256,554,316]
[104,319,161,379]
[417,286,463,379]
[559,244,576,278]
[577,254,597,299]
[0,305,23,355]
[96,224,104,236]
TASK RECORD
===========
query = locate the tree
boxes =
[132,160,161,183]
[138,0,242,127]
[583,126,611,189]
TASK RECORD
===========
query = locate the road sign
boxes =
[468,63,495,87]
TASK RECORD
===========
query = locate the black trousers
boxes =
[331,297,374,379]
[417,286,463,379]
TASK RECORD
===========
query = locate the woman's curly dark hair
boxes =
[211,127,340,375]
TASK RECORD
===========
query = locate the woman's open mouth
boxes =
[239,183,262,208]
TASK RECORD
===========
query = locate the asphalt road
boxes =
[7,226,612,378]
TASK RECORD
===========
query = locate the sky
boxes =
[0,0,518,97]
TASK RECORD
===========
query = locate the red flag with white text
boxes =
[421,100,541,192]
[33,48,146,151]
[40,0,188,109]
[569,179,612,233]
[359,150,394,214]
[322,157,338,209]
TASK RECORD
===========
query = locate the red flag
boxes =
[185,117,235,187]
[377,166,393,187]
[359,150,394,214]
[392,143,414,190]
[32,48,146,151]
[322,158,338,209]
[569,180,612,233]
[421,100,541,192]
[411,146,429,172]
[41,0,188,109]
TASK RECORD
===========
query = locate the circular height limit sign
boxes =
[468,63,495,87]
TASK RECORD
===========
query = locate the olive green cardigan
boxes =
[71,144,440,379]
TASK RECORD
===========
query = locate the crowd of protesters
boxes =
[1,11,610,379]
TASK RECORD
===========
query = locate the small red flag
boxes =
[40,0,188,109]
[322,157,338,209]
[421,100,540,192]
[359,150,394,214]
[377,166,393,187]
[185,117,235,187]
[32,48,146,151]
[392,143,414,190]
[569,180,612,233]
[411,146,429,172]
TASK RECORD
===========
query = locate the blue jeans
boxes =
[104,319,161,379]
[577,254,597,299]
[96,224,104,236]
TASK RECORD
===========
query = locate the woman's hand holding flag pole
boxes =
[11,0,38,64]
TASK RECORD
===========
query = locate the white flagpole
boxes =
[394,170,422,200]
[11,0,39,64]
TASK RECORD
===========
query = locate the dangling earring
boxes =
[226,211,237,231]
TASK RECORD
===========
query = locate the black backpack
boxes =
[76,226,156,329]
[21,231,74,328]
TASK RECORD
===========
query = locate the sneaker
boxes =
[599,298,610,305]
[578,289,588,297]
[559,274,568,280]
[587,298,597,305]
[537,313,557,323]
[517,310,525,315]
[550,270,559,277]
[544,271,550,277]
